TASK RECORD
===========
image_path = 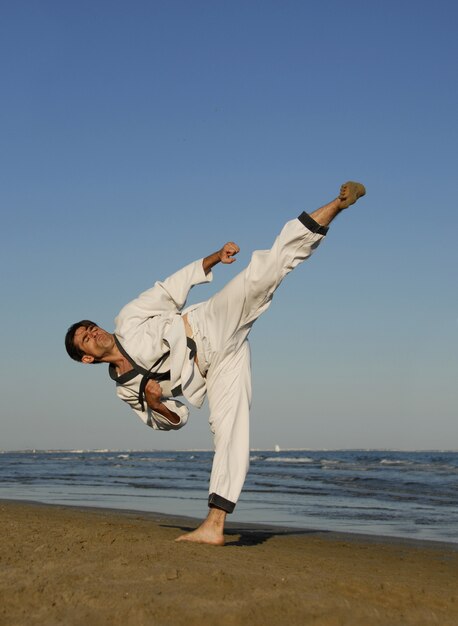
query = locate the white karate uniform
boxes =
[112,212,327,513]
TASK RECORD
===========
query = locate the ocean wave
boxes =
[380,459,413,466]
[137,457,176,463]
[264,456,314,464]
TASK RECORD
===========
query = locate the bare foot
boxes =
[175,524,225,546]
[175,508,226,545]
[338,181,366,209]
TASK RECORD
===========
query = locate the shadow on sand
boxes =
[160,524,327,547]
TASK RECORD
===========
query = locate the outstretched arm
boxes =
[116,244,241,326]
[202,242,240,275]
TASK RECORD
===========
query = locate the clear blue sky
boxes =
[1,0,457,451]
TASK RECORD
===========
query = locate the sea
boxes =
[1,449,457,544]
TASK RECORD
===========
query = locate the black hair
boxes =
[65,320,99,362]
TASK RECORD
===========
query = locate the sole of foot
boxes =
[339,181,366,209]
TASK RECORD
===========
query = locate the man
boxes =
[65,181,366,545]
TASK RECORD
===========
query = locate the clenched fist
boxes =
[144,379,163,409]
[219,242,240,264]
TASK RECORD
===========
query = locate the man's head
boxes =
[65,320,115,364]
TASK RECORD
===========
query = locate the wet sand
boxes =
[1,500,457,625]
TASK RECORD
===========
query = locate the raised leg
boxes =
[195,216,325,357]
[175,341,251,546]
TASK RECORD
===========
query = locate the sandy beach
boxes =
[1,500,457,626]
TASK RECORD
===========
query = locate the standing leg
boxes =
[176,341,251,545]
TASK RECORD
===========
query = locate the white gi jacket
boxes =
[113,259,212,431]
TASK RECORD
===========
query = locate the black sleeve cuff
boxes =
[298,211,329,236]
[208,492,236,514]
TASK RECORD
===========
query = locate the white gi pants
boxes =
[188,212,328,513]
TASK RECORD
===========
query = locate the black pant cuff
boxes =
[208,493,236,514]
[298,211,329,236]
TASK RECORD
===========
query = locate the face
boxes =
[73,324,115,363]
